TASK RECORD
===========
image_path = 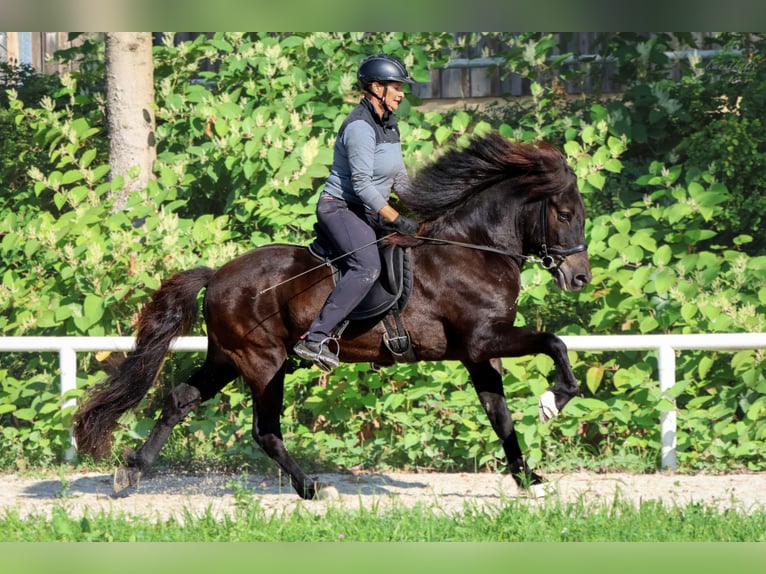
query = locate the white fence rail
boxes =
[2,334,766,467]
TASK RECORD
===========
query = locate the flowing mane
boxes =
[398,132,575,223]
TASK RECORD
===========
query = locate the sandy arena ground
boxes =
[1,469,764,522]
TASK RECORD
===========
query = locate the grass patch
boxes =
[2,495,764,542]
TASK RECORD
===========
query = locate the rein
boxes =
[416,199,587,270]
[256,200,587,296]
[256,234,396,296]
[410,235,544,266]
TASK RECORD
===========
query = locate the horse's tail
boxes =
[73,266,215,460]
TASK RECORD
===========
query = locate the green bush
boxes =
[1,33,764,475]
[0,62,62,196]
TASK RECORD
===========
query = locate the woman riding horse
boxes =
[293,53,418,371]
[73,132,591,500]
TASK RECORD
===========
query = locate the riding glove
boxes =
[391,214,418,235]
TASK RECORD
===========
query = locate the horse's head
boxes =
[535,184,591,292]
[398,133,592,292]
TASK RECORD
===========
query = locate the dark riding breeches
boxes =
[306,196,382,341]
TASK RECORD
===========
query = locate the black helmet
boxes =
[357,54,415,89]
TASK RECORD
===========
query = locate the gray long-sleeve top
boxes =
[322,98,410,213]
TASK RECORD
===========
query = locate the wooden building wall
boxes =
[1,32,83,75]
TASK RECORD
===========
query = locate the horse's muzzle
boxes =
[552,250,591,292]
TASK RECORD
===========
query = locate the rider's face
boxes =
[370,81,406,112]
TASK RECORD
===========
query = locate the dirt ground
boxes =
[1,468,764,522]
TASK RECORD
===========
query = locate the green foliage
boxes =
[2,496,764,542]
[0,62,64,193]
[1,33,765,476]
[591,33,766,255]
[149,32,454,244]
[0,50,243,465]
[0,61,63,108]
[670,39,766,246]
[282,361,502,472]
[0,365,75,468]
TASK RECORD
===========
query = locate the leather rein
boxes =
[414,198,587,270]
[257,200,586,297]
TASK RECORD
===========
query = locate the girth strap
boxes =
[382,308,416,362]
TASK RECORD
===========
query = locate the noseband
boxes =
[538,199,587,270]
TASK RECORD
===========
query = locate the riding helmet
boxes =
[357,54,415,89]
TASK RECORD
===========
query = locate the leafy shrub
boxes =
[1,33,764,475]
[0,62,63,194]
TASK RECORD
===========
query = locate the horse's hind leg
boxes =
[464,359,543,489]
[113,360,237,494]
[246,361,324,500]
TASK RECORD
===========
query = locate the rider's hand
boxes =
[391,214,418,235]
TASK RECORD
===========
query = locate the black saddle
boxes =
[307,240,413,321]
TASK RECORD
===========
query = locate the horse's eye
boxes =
[558,211,572,222]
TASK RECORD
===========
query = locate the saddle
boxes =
[307,239,415,360]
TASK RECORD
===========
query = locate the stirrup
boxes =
[314,338,340,372]
[294,336,340,371]
[318,336,340,359]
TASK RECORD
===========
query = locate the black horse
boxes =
[73,132,591,499]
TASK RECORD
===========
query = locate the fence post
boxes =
[658,345,677,470]
[59,346,78,461]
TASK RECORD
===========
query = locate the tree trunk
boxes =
[105,33,156,211]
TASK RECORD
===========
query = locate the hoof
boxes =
[526,482,554,499]
[538,390,559,423]
[314,484,340,501]
[113,466,142,495]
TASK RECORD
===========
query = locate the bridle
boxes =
[416,198,587,270]
[537,198,587,269]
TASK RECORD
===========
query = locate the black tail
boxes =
[73,266,215,459]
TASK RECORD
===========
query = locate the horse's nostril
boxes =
[575,273,591,287]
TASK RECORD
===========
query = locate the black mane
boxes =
[398,132,575,223]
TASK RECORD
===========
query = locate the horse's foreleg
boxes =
[248,362,328,500]
[475,329,579,422]
[464,359,543,489]
[535,333,580,422]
